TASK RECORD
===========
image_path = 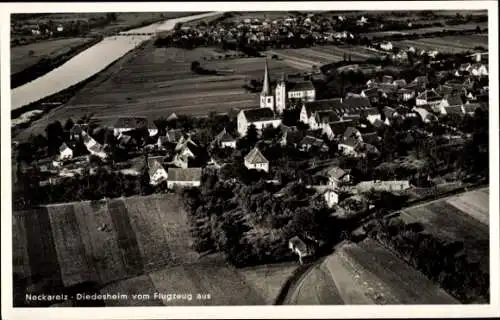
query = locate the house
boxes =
[443,105,465,116]
[416,89,442,107]
[326,166,350,189]
[56,24,64,32]
[299,135,328,152]
[360,87,379,103]
[288,236,316,264]
[237,108,282,136]
[463,103,481,116]
[383,106,397,124]
[299,98,343,125]
[322,120,354,140]
[157,136,170,150]
[166,129,184,143]
[167,167,202,189]
[312,111,341,131]
[437,95,464,115]
[148,156,168,186]
[82,131,107,160]
[275,77,316,113]
[244,147,269,172]
[470,64,488,77]
[167,113,178,121]
[393,79,407,88]
[111,117,155,137]
[69,124,84,141]
[361,132,380,146]
[356,180,411,193]
[213,129,237,149]
[412,106,437,123]
[382,75,394,84]
[312,186,339,208]
[380,41,393,51]
[364,107,381,124]
[357,16,368,26]
[57,143,73,161]
[342,96,371,112]
[121,157,146,176]
[339,127,362,156]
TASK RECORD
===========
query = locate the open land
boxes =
[17,43,301,139]
[11,38,95,75]
[398,187,489,272]
[265,45,382,70]
[13,193,299,306]
[283,239,458,304]
[394,34,488,53]
[361,22,488,38]
[13,194,199,290]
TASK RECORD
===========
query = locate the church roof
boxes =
[244,147,268,164]
[261,58,272,96]
[242,107,275,122]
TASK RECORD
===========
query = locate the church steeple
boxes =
[260,58,274,110]
[261,58,271,96]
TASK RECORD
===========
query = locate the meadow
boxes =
[394,34,488,53]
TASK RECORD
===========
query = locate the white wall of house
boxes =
[167,180,201,189]
[151,168,168,185]
[367,114,381,124]
[221,140,237,148]
[299,105,310,124]
[324,190,339,208]
[59,148,73,161]
[244,160,269,172]
[275,81,287,114]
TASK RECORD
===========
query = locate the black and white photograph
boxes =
[1,1,499,319]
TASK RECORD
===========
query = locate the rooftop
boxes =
[242,107,276,122]
[167,167,202,182]
[244,147,268,164]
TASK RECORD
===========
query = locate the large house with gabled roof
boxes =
[237,107,282,136]
[167,167,202,189]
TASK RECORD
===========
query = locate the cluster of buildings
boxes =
[165,13,360,47]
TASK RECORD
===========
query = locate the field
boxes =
[11,38,95,75]
[96,259,301,306]
[398,187,489,272]
[283,239,458,304]
[361,22,488,38]
[265,45,382,71]
[12,194,199,293]
[394,34,488,53]
[17,42,301,139]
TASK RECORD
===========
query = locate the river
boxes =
[11,11,222,111]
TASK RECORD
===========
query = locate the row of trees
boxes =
[365,217,489,303]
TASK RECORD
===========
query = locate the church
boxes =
[260,59,316,114]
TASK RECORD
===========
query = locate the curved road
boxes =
[11,11,223,111]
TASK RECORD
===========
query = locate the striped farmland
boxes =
[13,194,199,305]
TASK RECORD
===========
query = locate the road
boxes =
[11,11,223,111]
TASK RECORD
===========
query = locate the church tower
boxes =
[260,58,275,110]
[275,72,287,114]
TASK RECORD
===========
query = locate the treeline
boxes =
[11,36,102,89]
[13,167,156,210]
[365,217,489,303]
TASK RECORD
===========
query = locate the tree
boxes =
[64,118,75,132]
[106,13,117,22]
[246,124,259,147]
